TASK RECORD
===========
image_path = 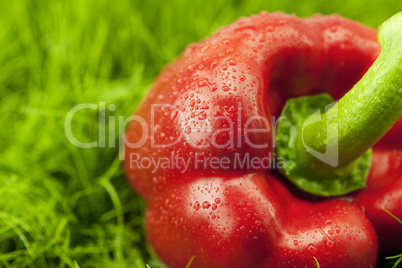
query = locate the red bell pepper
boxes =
[124,11,402,267]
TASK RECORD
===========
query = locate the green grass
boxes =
[0,0,401,267]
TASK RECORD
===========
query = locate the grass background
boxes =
[0,0,401,267]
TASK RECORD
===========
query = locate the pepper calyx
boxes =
[276,93,372,196]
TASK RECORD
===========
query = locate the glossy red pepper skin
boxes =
[124,12,401,267]
[146,173,377,267]
[353,120,402,255]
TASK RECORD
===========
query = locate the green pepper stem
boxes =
[304,12,402,167]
